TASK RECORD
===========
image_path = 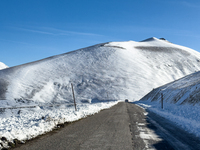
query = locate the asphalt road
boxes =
[13,102,200,150]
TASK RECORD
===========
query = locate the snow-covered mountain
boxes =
[1,37,200,105]
[0,62,8,70]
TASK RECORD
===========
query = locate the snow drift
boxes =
[0,37,200,106]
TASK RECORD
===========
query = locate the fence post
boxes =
[161,93,163,109]
[71,83,77,111]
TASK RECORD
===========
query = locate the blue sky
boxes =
[1,0,200,67]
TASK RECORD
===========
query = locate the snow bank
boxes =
[0,101,118,148]
[135,101,200,138]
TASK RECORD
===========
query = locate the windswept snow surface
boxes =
[138,71,200,138]
[1,37,200,103]
[0,62,8,70]
[1,37,200,148]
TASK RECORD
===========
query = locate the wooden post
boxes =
[71,83,77,111]
[161,93,163,109]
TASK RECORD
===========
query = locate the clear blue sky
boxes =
[1,0,200,67]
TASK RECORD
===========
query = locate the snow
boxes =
[140,68,200,105]
[0,101,118,147]
[137,121,162,150]
[0,62,8,70]
[137,70,200,138]
[136,101,200,138]
[1,37,200,148]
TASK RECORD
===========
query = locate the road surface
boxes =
[13,102,200,150]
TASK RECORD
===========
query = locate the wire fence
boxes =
[0,100,116,110]
[0,102,92,110]
[0,83,117,111]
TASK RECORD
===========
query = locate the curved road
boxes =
[13,102,200,150]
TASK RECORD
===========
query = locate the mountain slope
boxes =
[0,37,200,105]
[140,70,200,105]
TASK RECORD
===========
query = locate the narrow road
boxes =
[13,102,200,150]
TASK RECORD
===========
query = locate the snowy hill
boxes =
[0,37,200,106]
[0,62,8,70]
[140,70,200,105]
